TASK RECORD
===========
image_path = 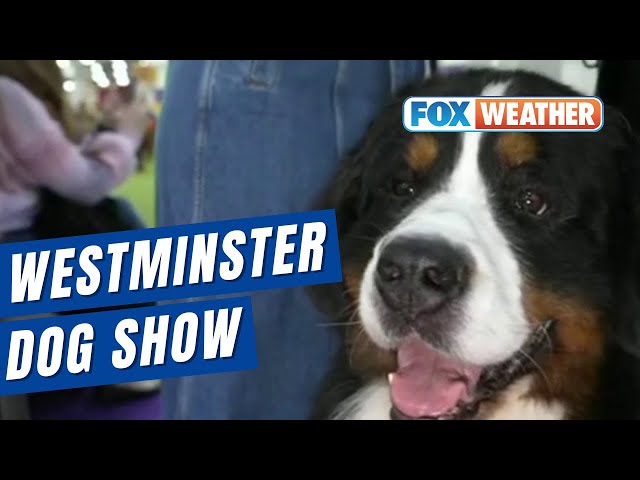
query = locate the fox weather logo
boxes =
[403,96,604,133]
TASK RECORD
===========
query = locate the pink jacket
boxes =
[0,76,140,237]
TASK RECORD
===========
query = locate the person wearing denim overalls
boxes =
[156,60,433,419]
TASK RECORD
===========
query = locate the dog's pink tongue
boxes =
[390,336,483,418]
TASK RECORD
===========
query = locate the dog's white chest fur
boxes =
[331,376,566,420]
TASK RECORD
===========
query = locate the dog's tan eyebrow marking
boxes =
[406,134,439,173]
[496,133,538,168]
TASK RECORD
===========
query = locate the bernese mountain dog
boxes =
[308,68,640,420]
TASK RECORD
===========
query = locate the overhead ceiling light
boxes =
[115,75,130,87]
[90,63,104,76]
[111,60,128,71]
[90,63,110,87]
[62,80,76,93]
[113,65,130,86]
[56,60,71,69]
[95,77,110,89]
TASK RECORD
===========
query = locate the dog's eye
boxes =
[391,179,415,197]
[515,189,549,216]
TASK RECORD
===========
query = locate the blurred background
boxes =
[55,59,168,228]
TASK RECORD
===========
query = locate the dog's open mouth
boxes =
[389,320,555,420]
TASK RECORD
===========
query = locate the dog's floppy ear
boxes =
[320,150,366,234]
[597,106,640,418]
[305,144,367,318]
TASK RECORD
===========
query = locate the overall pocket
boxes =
[245,60,282,90]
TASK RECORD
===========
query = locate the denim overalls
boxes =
[156,60,431,419]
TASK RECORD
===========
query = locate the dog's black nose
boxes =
[375,236,472,314]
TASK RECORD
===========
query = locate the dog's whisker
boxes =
[345,233,380,243]
[348,321,367,369]
[338,301,359,317]
[338,296,362,316]
[361,222,386,236]
[539,325,554,351]
[518,347,552,391]
[346,305,361,325]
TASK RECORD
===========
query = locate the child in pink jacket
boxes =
[0,75,148,240]
[0,73,161,419]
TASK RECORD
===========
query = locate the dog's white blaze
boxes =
[360,81,530,365]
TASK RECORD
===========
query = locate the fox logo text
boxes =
[403,97,604,132]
